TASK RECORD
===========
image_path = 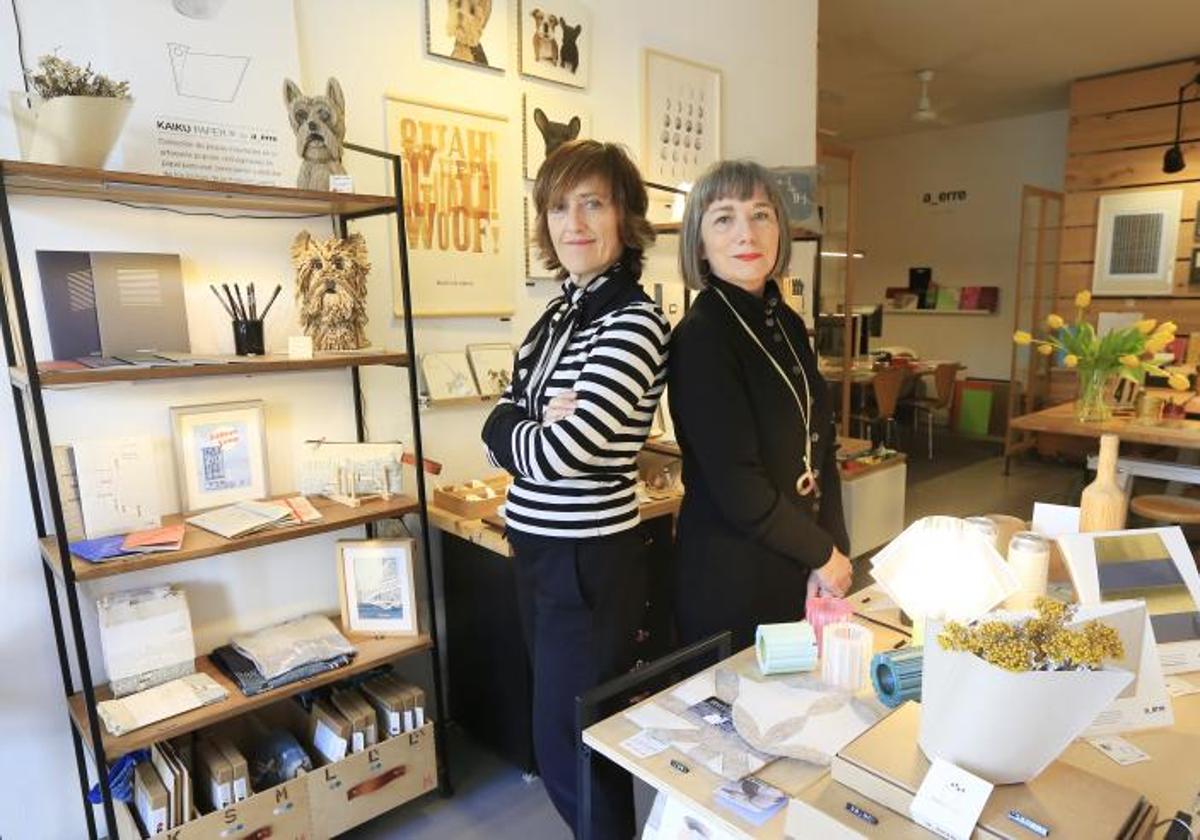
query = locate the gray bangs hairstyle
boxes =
[678,159,791,291]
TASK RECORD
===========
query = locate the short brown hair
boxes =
[678,160,792,291]
[532,140,656,278]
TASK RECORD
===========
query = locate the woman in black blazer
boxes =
[668,159,852,649]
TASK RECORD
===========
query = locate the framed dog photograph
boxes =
[467,343,515,396]
[519,0,590,88]
[524,195,556,280]
[170,400,269,512]
[337,539,419,637]
[643,49,722,185]
[426,0,509,70]
[523,90,590,179]
[421,351,480,401]
[385,96,514,317]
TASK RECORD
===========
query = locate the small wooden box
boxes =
[433,475,510,519]
[141,775,310,840]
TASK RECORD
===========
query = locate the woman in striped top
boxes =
[481,140,669,838]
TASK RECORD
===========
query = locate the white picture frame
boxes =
[523,90,590,179]
[1092,189,1183,296]
[518,0,590,88]
[170,400,269,513]
[643,49,722,186]
[524,195,556,280]
[337,539,418,637]
[421,351,479,400]
[425,0,509,70]
[467,343,515,396]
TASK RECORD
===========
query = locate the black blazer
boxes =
[668,277,849,646]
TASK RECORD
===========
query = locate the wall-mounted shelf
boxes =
[43,493,420,582]
[67,629,432,756]
[886,309,993,316]
[22,350,408,388]
[1,160,396,216]
[420,393,498,409]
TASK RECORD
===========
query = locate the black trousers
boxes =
[510,527,647,839]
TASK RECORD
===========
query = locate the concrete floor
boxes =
[350,446,1082,839]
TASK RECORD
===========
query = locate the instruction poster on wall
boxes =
[385,96,513,317]
[100,0,300,185]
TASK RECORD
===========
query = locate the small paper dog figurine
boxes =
[283,77,347,191]
[291,231,370,351]
[448,0,493,65]
[534,108,581,158]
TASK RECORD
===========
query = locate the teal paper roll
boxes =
[755,621,818,675]
[870,646,923,708]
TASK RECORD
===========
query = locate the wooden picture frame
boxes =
[642,49,722,186]
[1190,247,1200,286]
[384,95,513,317]
[337,538,418,637]
[170,400,268,512]
[1092,189,1182,296]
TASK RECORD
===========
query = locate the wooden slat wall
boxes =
[1062,58,1200,332]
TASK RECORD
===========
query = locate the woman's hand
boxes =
[814,546,853,597]
[542,390,578,424]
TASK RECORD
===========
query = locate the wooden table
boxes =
[582,627,1200,838]
[820,360,946,385]
[1010,401,1200,450]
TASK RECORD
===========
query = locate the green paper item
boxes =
[957,388,993,436]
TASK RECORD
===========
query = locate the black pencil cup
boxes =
[233,320,265,356]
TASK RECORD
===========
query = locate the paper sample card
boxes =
[71,436,161,539]
[1086,735,1151,766]
[618,730,668,759]
[910,758,994,840]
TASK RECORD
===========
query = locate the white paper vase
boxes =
[918,620,1133,784]
[11,92,132,168]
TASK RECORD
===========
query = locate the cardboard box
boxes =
[134,762,170,836]
[212,735,250,803]
[195,738,234,812]
[310,698,352,763]
[332,688,376,752]
[362,675,408,738]
[142,775,310,840]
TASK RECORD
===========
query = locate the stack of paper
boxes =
[121,523,185,554]
[97,673,227,737]
[186,497,322,539]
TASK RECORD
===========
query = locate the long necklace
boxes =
[711,285,819,498]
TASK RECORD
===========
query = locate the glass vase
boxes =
[1075,366,1115,423]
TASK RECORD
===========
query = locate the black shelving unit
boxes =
[0,150,451,839]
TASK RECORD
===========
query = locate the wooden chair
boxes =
[854,367,908,447]
[900,363,963,459]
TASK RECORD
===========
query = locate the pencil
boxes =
[209,284,235,318]
[260,284,284,319]
[222,283,242,320]
[249,282,257,320]
[234,284,248,322]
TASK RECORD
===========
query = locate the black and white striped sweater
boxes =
[481,260,670,538]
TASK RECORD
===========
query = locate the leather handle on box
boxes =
[347,764,408,800]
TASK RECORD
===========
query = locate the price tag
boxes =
[909,758,993,840]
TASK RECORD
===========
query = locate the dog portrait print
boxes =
[291,231,371,351]
[283,77,347,191]
[426,0,508,70]
[523,91,590,178]
[519,0,589,88]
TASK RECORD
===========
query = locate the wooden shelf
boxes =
[44,493,419,581]
[886,309,993,316]
[33,350,407,388]
[1,159,396,216]
[421,394,497,409]
[68,630,432,756]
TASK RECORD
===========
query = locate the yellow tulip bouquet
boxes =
[1013,290,1189,422]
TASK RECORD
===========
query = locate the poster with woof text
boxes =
[386,97,513,317]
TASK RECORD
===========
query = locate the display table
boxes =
[582,624,1200,838]
[432,492,682,773]
[1010,401,1200,450]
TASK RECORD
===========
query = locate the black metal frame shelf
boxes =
[0,148,451,839]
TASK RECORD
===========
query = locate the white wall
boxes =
[0,1,818,836]
[850,111,1068,379]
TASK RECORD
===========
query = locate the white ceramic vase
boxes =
[10,92,133,169]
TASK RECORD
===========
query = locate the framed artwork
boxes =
[170,400,268,512]
[643,49,722,185]
[1092,189,1182,296]
[421,351,479,400]
[524,195,555,280]
[523,90,590,179]
[1191,247,1200,286]
[425,0,508,70]
[518,0,590,88]
[385,96,512,317]
[337,539,418,636]
[467,342,515,396]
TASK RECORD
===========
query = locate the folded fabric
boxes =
[210,644,353,696]
[231,614,356,681]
